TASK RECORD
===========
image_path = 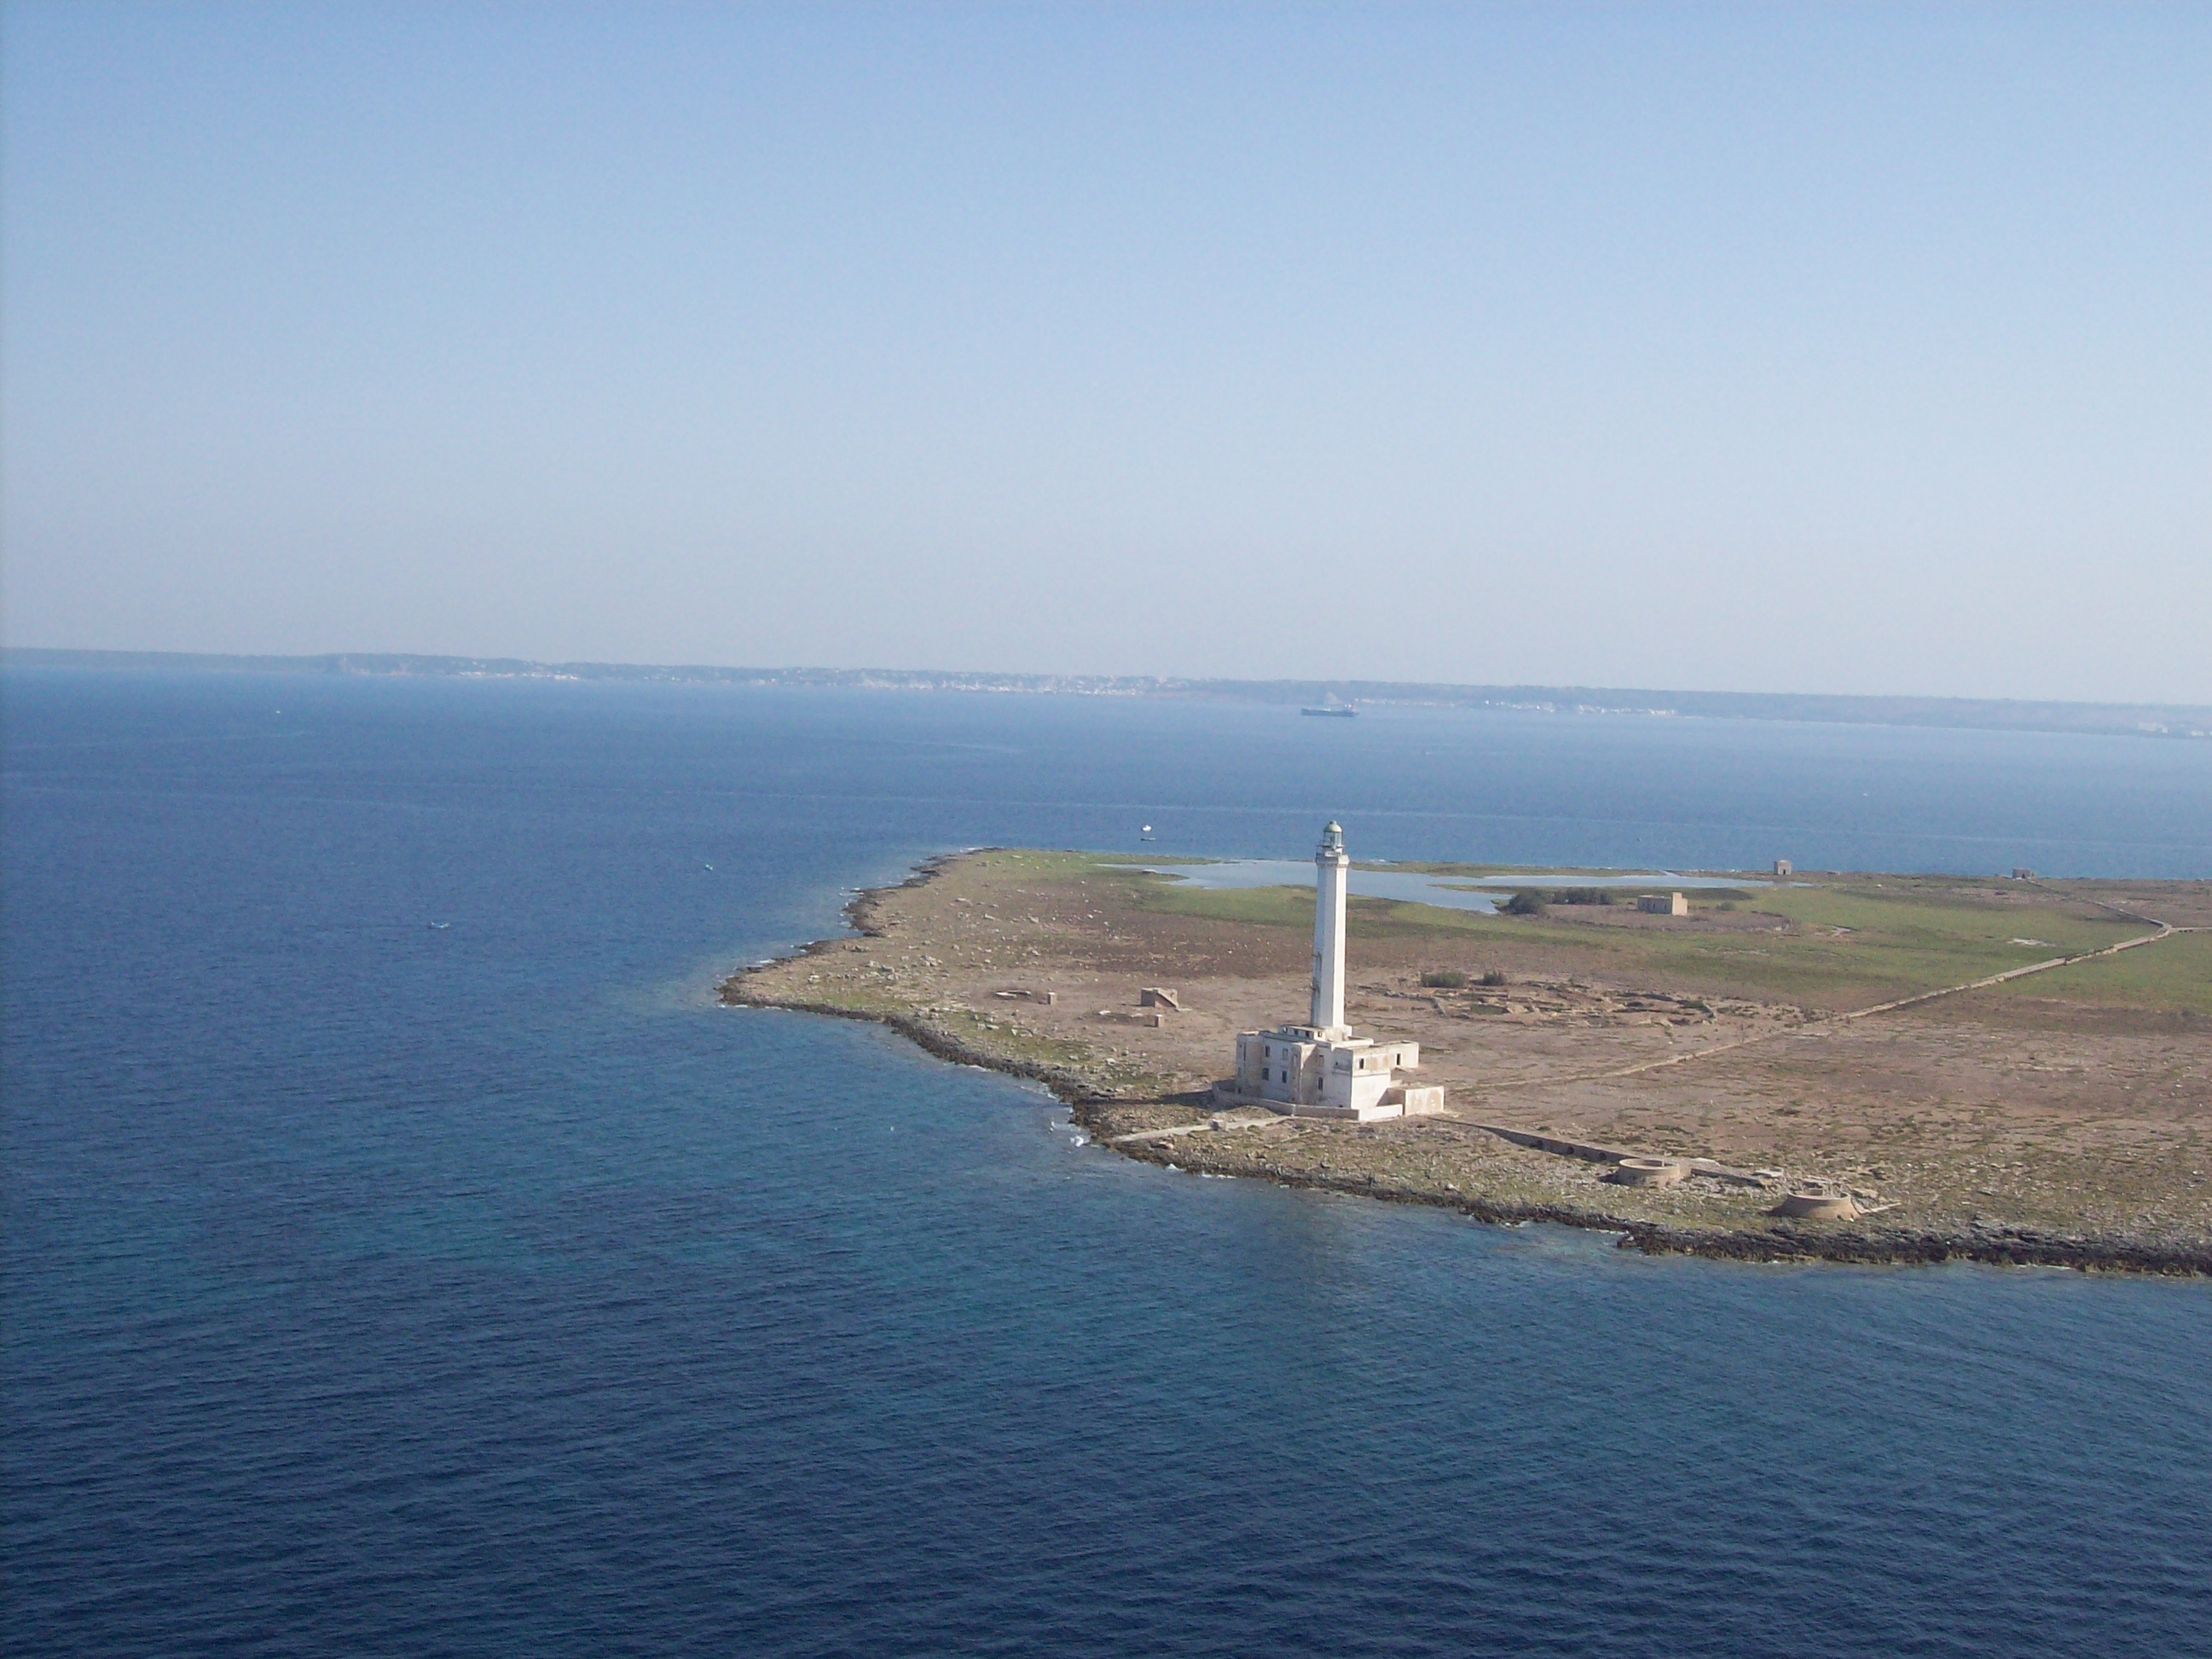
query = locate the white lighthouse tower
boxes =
[1310,821,1351,1037]
[1221,821,1444,1121]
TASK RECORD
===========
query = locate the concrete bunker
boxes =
[1770,1191,1862,1220]
[1608,1157,1690,1188]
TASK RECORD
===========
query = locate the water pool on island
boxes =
[1143,858,1770,913]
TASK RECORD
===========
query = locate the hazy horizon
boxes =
[5,3,2207,702]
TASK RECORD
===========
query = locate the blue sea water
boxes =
[4,668,2210,1657]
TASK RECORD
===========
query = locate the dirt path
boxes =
[1475,908,2187,1096]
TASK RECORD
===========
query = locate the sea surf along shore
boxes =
[725,848,2212,1274]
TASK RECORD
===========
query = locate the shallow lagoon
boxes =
[1147,858,1768,913]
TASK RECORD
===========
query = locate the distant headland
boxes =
[9,647,2210,742]
[722,842,2212,1275]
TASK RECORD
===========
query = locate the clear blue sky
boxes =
[4,2,2207,700]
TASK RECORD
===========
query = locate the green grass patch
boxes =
[1138,879,1314,927]
[1983,930,2212,1016]
[969,848,1161,878]
[1754,884,2136,954]
[1122,875,2152,1007]
[963,853,2184,1013]
[1388,861,1759,879]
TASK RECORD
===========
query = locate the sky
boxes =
[3,2,2207,701]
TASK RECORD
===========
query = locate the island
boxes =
[720,838,2212,1274]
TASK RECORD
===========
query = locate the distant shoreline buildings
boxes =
[9,651,2208,742]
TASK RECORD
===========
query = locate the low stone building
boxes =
[1230,1029,1429,1119]
[1637,892,1689,916]
[1217,822,1445,1122]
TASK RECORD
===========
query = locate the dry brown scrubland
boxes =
[722,850,2212,1273]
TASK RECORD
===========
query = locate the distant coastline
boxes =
[8,646,2211,742]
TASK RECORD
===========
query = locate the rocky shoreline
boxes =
[1128,1154,2212,1275]
[1085,1115,2212,1276]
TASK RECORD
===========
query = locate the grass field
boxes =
[1983,928,2212,1016]
[1110,861,2186,1012]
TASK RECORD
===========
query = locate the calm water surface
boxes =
[1148,861,1769,913]
[6,670,2210,1656]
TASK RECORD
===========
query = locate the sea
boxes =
[5,667,2210,1657]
